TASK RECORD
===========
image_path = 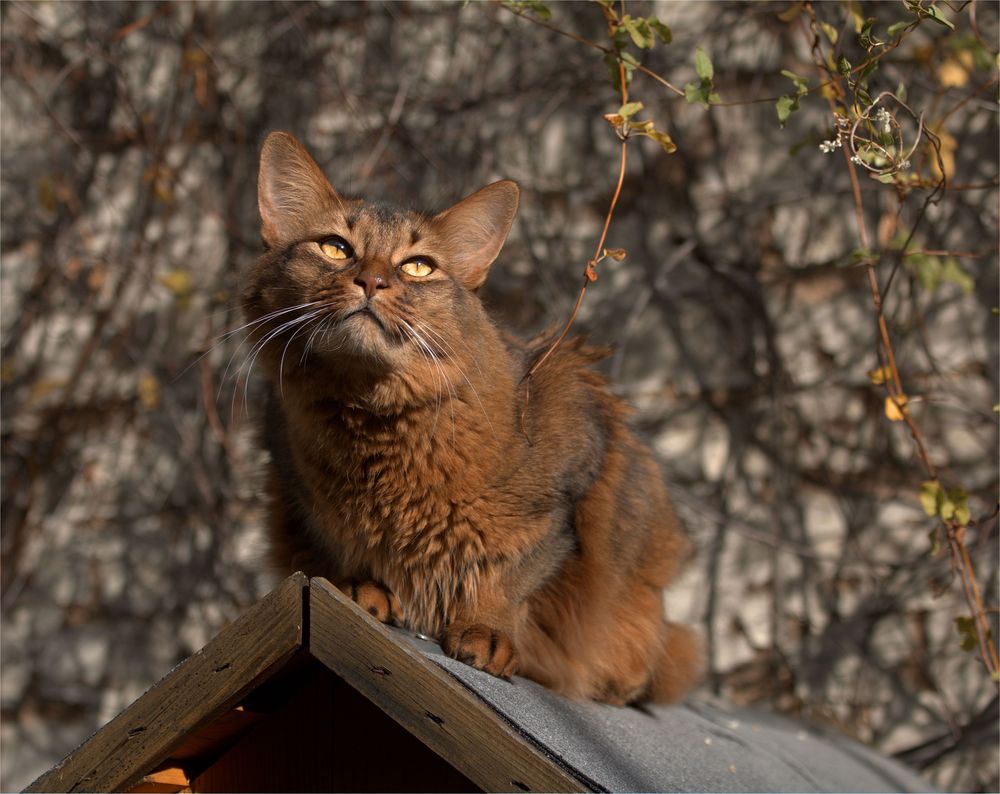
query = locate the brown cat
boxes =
[241,131,701,705]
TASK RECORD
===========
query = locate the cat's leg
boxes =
[441,622,520,679]
[440,572,523,679]
[335,579,405,626]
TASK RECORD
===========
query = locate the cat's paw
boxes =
[338,579,404,626]
[442,623,519,679]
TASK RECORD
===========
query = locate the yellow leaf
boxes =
[885,394,908,421]
[159,269,194,298]
[644,129,677,154]
[937,58,968,88]
[847,2,865,33]
[777,2,803,22]
[137,373,160,410]
[868,366,892,385]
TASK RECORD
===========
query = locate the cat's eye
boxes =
[318,237,353,261]
[400,258,435,278]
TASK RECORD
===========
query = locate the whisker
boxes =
[409,318,496,442]
[231,309,326,420]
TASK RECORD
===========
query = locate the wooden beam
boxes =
[308,578,591,794]
[127,765,190,793]
[27,572,308,793]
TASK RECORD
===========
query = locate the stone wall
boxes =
[2,2,996,790]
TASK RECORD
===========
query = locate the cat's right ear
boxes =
[258,132,341,249]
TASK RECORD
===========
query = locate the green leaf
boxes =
[858,58,879,86]
[837,55,852,77]
[648,17,672,44]
[622,16,654,49]
[684,81,719,108]
[887,21,910,38]
[776,95,798,127]
[781,69,809,96]
[618,101,645,118]
[694,47,714,81]
[859,17,880,49]
[876,174,895,184]
[941,258,974,293]
[502,0,552,20]
[627,119,654,132]
[604,51,637,91]
[926,4,955,30]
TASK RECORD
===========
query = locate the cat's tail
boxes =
[650,621,703,703]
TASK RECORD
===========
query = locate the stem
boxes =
[524,59,629,382]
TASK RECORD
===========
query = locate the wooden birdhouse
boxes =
[27,574,932,793]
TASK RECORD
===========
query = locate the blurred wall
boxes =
[1,2,997,790]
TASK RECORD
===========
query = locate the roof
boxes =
[27,574,934,793]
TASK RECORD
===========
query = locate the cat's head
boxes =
[242,132,518,405]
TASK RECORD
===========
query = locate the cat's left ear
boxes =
[432,180,519,290]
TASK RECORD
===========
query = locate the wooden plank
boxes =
[166,706,263,761]
[27,573,308,793]
[127,765,190,793]
[308,578,591,794]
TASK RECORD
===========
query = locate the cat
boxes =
[241,131,701,705]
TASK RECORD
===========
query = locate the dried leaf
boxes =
[30,378,67,401]
[644,129,677,153]
[138,373,161,410]
[955,616,979,652]
[937,58,969,88]
[919,481,941,516]
[159,269,194,298]
[868,366,892,385]
[604,247,627,261]
[885,394,908,421]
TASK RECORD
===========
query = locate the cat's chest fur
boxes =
[271,391,512,632]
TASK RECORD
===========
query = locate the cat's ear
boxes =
[258,132,342,248]
[432,180,519,289]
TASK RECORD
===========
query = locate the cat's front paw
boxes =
[442,623,519,679]
[338,579,404,626]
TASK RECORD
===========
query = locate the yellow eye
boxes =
[319,237,353,261]
[401,259,435,278]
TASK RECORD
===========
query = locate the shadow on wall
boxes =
[1,2,997,792]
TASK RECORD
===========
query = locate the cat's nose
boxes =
[354,271,388,299]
